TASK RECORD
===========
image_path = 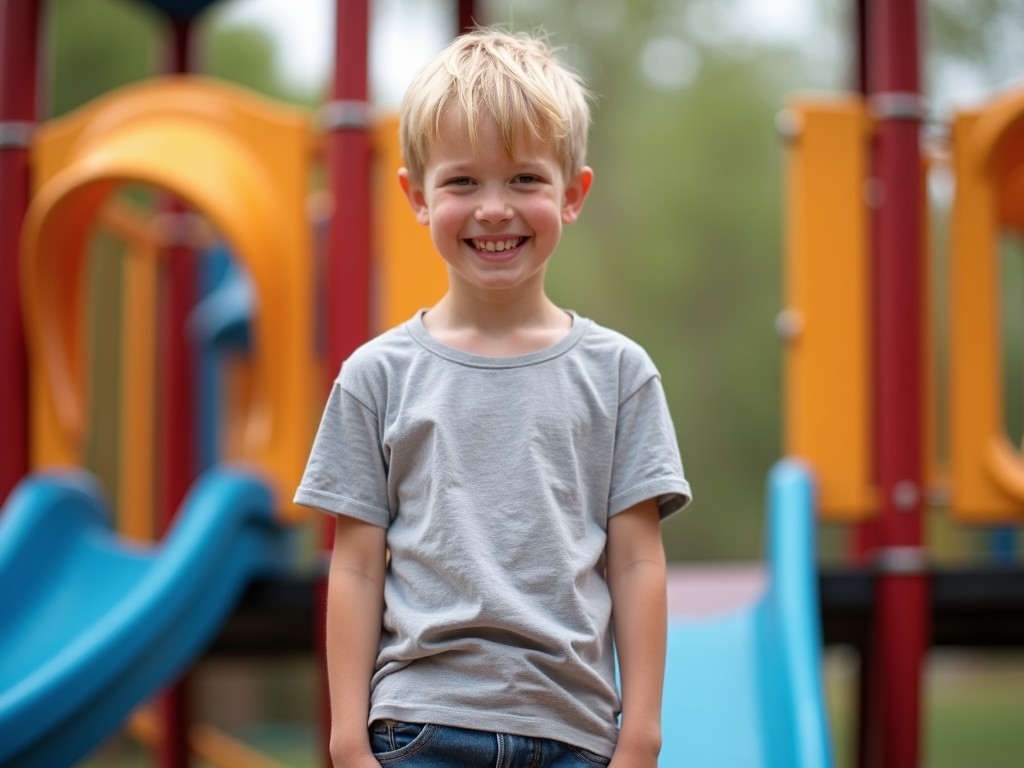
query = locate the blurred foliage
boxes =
[45,0,309,118]
[45,0,161,116]
[45,0,1024,561]
[926,0,1024,99]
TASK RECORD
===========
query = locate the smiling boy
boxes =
[296,28,691,768]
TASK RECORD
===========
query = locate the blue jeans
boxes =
[369,721,611,767]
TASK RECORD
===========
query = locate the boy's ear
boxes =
[562,166,594,224]
[398,167,430,225]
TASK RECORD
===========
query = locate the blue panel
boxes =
[660,460,833,767]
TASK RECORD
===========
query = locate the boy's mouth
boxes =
[468,236,526,253]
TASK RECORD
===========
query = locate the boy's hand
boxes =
[609,757,658,768]
[608,727,661,768]
[608,741,659,768]
[331,751,381,768]
[329,735,380,768]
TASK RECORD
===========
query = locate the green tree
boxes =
[200,14,318,105]
[45,0,162,117]
[45,0,309,118]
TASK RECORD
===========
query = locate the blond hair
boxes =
[399,28,591,183]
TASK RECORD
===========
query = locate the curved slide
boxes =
[0,469,283,768]
[661,460,834,767]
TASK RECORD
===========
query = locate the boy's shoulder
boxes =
[347,318,417,362]
[569,315,663,401]
[336,316,420,387]
[577,317,647,354]
[575,316,657,370]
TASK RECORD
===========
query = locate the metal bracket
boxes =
[875,546,928,575]
[774,108,802,143]
[0,120,35,149]
[869,91,927,122]
[320,99,372,131]
[891,479,920,512]
[774,308,802,341]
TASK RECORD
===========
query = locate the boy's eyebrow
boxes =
[430,160,476,177]
[433,149,558,170]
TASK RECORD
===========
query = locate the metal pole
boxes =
[320,0,372,764]
[0,0,40,504]
[864,1,929,766]
[327,0,371,371]
[159,16,196,768]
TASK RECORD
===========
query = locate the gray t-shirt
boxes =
[295,311,690,757]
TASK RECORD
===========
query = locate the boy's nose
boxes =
[475,189,512,223]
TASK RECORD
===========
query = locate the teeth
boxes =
[472,237,522,252]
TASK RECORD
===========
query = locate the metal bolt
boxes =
[774,109,802,143]
[891,480,919,511]
[774,308,803,341]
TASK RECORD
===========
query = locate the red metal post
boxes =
[0,0,40,504]
[863,1,929,767]
[458,0,478,33]
[320,1,372,764]
[158,17,196,768]
[328,1,371,370]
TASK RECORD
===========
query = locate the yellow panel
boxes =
[949,89,1024,521]
[373,114,448,332]
[119,235,158,541]
[780,96,875,519]
[22,76,316,522]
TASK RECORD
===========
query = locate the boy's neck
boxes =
[423,292,573,357]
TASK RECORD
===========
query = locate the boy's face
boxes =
[399,108,592,301]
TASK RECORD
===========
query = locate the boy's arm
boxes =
[325,514,387,768]
[606,498,667,768]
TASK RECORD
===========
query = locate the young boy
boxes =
[295,28,690,768]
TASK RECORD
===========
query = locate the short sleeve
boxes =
[293,381,391,527]
[608,376,691,519]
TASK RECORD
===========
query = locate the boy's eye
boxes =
[513,174,540,184]
[446,177,475,187]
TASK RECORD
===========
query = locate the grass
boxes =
[826,650,1024,768]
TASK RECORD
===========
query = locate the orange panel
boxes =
[373,114,448,332]
[119,235,158,540]
[949,90,1024,521]
[780,96,875,519]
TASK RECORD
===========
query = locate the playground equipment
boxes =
[780,3,1024,767]
[1,71,317,768]
[1,1,1022,767]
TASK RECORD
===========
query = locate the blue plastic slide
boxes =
[661,460,834,767]
[0,469,282,768]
